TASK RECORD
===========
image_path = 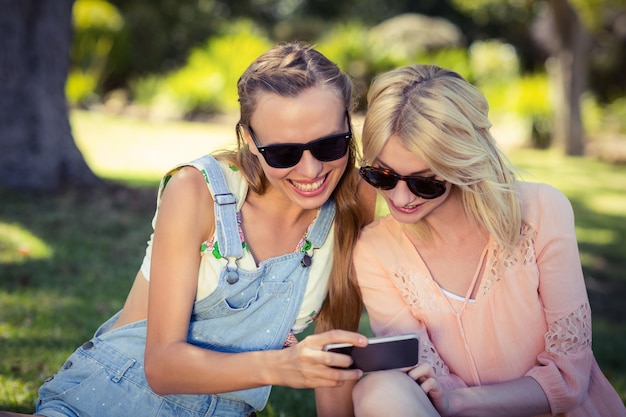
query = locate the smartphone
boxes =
[323,334,419,372]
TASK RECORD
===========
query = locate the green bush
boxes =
[413,48,472,80]
[318,22,439,110]
[131,20,272,118]
[605,96,626,134]
[317,22,391,108]
[318,23,472,111]
[316,22,375,75]
[469,39,520,84]
[66,70,99,107]
[469,39,521,114]
[582,93,605,135]
[512,74,553,148]
[130,75,163,107]
[68,0,124,106]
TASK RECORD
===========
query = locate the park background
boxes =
[1,0,625,415]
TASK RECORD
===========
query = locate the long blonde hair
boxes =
[362,64,521,250]
[215,42,364,331]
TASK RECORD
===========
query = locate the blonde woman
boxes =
[350,64,625,416]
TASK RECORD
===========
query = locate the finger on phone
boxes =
[408,362,435,381]
[419,377,437,391]
[325,349,356,369]
[317,329,368,350]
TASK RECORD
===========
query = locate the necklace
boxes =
[297,209,319,268]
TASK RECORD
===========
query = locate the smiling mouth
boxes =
[393,201,422,212]
[290,176,326,192]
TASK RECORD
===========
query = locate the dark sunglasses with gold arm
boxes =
[359,166,447,199]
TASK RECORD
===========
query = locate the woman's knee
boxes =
[353,371,411,416]
[353,370,439,417]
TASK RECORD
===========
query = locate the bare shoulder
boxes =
[156,165,215,241]
[160,166,213,208]
[518,181,572,210]
[358,216,400,252]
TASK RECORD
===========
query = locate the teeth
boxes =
[292,178,324,192]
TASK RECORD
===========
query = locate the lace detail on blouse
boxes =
[480,222,536,297]
[392,223,538,307]
[419,336,450,376]
[392,268,444,312]
[545,303,592,355]
[389,269,449,376]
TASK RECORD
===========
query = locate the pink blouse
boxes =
[355,182,625,416]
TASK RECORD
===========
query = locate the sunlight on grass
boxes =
[0,289,98,412]
[592,317,626,402]
[576,227,619,246]
[0,377,34,408]
[0,290,83,337]
[71,110,236,181]
[586,195,626,216]
[510,148,626,194]
[0,223,52,264]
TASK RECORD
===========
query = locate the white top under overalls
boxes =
[140,156,333,336]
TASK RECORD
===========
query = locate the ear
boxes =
[240,124,260,157]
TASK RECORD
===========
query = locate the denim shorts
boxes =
[36,337,257,417]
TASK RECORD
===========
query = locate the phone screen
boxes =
[325,334,419,372]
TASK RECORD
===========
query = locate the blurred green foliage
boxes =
[138,20,272,118]
[605,97,626,132]
[67,0,124,105]
[66,0,626,147]
[316,22,401,109]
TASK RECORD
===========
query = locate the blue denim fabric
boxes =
[36,155,336,417]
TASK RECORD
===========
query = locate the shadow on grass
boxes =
[1,182,158,411]
[565,192,626,324]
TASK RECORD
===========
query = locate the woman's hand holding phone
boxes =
[323,334,420,373]
[269,330,367,389]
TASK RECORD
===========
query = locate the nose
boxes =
[295,149,323,178]
[386,179,416,207]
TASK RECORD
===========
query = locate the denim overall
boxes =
[36,155,336,417]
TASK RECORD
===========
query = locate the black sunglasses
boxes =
[248,111,352,169]
[359,166,447,199]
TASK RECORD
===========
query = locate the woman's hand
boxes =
[408,363,450,415]
[271,329,367,389]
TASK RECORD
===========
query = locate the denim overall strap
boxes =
[192,155,242,260]
[307,198,336,250]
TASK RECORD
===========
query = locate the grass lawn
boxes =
[1,110,625,415]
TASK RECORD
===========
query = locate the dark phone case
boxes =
[329,336,419,372]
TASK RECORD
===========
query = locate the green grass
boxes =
[1,111,625,414]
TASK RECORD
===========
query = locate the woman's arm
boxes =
[523,185,596,413]
[448,377,550,417]
[413,364,550,417]
[143,167,366,395]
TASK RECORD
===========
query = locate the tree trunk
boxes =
[0,0,100,190]
[548,0,589,156]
